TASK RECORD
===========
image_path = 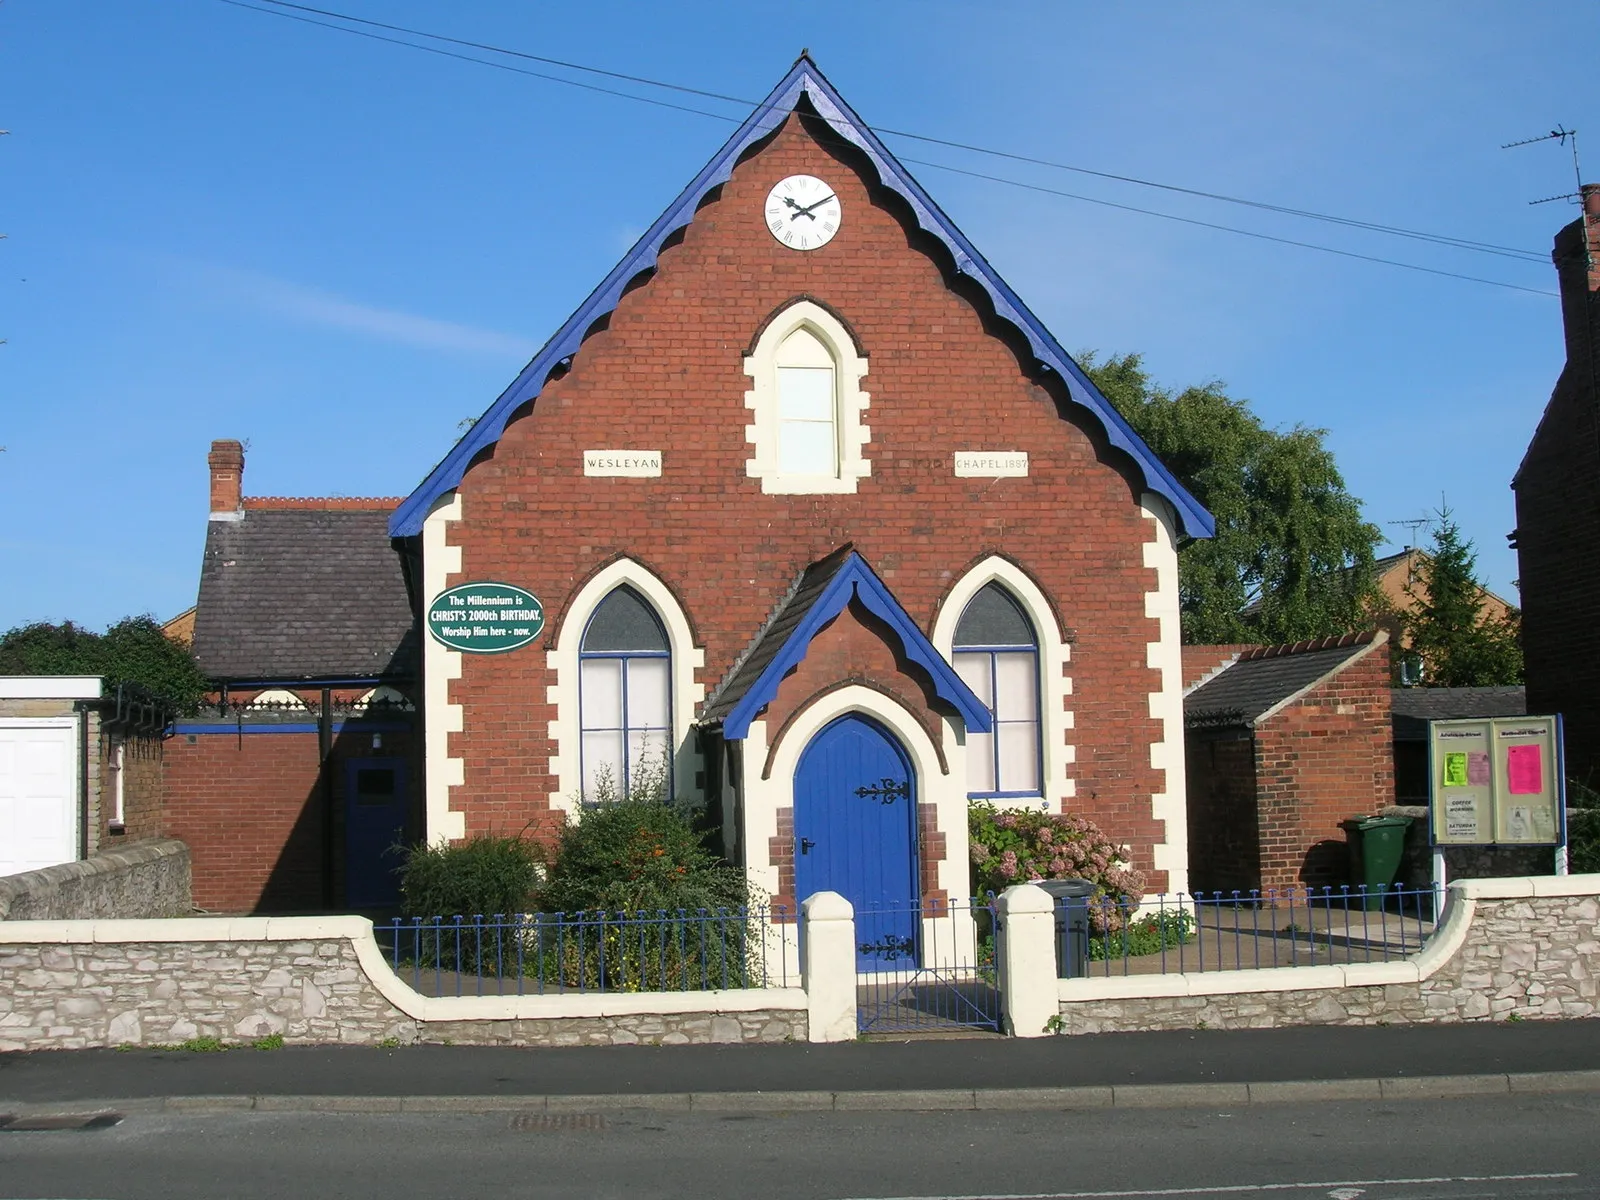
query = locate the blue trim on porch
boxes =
[719,551,991,740]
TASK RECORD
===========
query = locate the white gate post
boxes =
[996,883,1057,1038]
[801,890,857,1043]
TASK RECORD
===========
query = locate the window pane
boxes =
[966,730,995,794]
[953,652,992,708]
[583,586,668,652]
[994,652,1038,720]
[583,730,626,798]
[954,583,1036,648]
[580,659,622,730]
[779,419,837,475]
[778,366,835,421]
[628,729,671,796]
[626,657,670,730]
[997,721,1040,793]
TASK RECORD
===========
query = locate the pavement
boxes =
[5,1020,1600,1116]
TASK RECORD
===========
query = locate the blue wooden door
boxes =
[793,715,919,970]
[345,759,407,910]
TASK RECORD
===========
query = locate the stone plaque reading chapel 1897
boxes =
[427,583,545,654]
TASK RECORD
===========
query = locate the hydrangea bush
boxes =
[969,801,1146,932]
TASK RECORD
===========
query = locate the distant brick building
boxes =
[1183,632,1394,894]
[162,441,419,913]
[1514,183,1600,784]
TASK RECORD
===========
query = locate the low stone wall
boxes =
[0,839,191,921]
[0,916,810,1052]
[1053,876,1600,1035]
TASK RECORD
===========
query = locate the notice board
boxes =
[1429,715,1564,846]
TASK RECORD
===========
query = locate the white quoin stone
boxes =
[801,891,857,1043]
[996,884,1058,1038]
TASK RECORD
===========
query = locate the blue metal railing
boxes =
[1055,884,1441,979]
[376,905,790,997]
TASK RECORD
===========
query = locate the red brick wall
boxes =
[1252,641,1394,892]
[162,701,420,913]
[1181,644,1254,691]
[103,734,165,844]
[1516,187,1600,783]
[439,114,1172,887]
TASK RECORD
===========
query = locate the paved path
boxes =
[3,1020,1600,1114]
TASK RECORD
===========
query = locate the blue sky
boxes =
[2,1,1595,633]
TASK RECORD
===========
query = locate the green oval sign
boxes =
[427,582,545,654]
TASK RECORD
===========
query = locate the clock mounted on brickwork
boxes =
[765,174,841,251]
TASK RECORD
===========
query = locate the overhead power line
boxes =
[218,0,1557,296]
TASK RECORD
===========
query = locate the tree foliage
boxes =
[1083,352,1380,644]
[0,615,209,712]
[1402,511,1523,686]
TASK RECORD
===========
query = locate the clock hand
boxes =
[789,194,838,221]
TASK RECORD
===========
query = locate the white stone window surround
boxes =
[547,558,705,818]
[744,300,871,495]
[931,557,1073,814]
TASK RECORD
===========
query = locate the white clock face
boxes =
[764,174,842,251]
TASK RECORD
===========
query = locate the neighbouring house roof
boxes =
[387,56,1213,542]
[700,547,991,740]
[192,505,417,683]
[1390,685,1527,742]
[1184,632,1383,730]
[161,606,196,646]
[1239,548,1516,622]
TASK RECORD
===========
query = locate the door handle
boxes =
[799,838,816,856]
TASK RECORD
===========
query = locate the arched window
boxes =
[579,585,671,800]
[775,326,838,478]
[952,583,1041,797]
[743,300,871,494]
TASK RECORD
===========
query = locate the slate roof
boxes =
[1391,686,1526,742]
[191,507,417,682]
[388,56,1213,541]
[1184,633,1380,730]
[699,547,990,738]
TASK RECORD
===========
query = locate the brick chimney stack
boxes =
[1553,183,1600,365]
[207,439,245,521]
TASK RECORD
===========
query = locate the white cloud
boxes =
[185,262,538,358]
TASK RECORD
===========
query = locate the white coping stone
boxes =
[0,676,102,700]
[1527,872,1600,897]
[582,450,662,477]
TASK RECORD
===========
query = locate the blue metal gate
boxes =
[793,714,919,969]
[855,896,1002,1034]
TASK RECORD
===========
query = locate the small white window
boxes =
[776,328,839,477]
[744,301,870,494]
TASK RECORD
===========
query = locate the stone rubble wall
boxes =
[0,916,808,1052]
[1054,876,1600,1035]
[0,839,191,921]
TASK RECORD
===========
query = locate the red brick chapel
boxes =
[381,56,1214,921]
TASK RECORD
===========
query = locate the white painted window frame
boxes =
[547,559,705,818]
[744,301,871,495]
[932,558,1073,813]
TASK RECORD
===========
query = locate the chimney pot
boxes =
[208,439,245,519]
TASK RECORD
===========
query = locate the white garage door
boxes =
[0,719,78,878]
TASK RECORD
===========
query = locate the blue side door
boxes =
[345,758,407,911]
[793,714,919,970]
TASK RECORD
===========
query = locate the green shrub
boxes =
[1087,907,1194,960]
[969,802,1146,933]
[398,832,545,919]
[539,793,745,915]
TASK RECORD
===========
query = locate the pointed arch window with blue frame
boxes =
[952,583,1041,797]
[579,585,672,800]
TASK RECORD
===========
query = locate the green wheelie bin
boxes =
[1347,814,1412,911]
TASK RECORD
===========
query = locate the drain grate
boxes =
[509,1113,608,1132]
[0,1112,123,1132]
